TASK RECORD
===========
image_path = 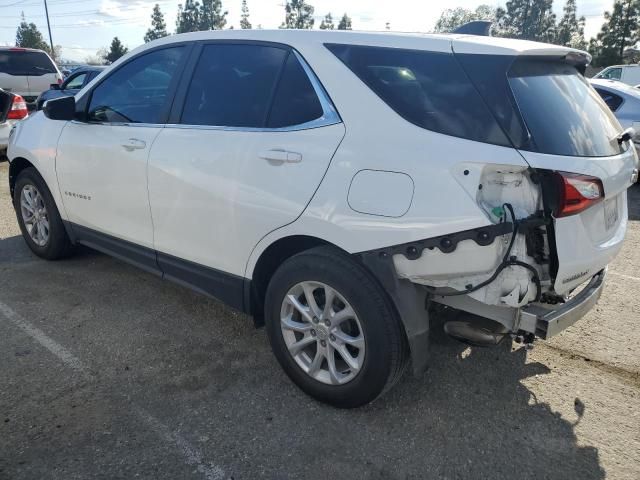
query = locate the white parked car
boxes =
[0,47,63,110]
[7,31,639,407]
[593,64,640,86]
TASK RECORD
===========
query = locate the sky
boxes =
[0,0,617,62]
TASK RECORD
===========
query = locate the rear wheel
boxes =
[265,246,408,408]
[13,168,74,260]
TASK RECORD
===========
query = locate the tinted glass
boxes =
[64,72,86,90]
[267,53,323,128]
[595,88,624,112]
[181,44,287,127]
[326,44,510,146]
[0,51,56,76]
[599,68,622,80]
[88,47,184,124]
[509,60,623,157]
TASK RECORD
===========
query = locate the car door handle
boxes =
[259,149,302,164]
[122,138,147,151]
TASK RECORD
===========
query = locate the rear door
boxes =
[148,43,345,291]
[456,51,638,294]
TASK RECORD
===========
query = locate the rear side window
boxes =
[267,53,324,128]
[88,46,184,124]
[325,43,510,146]
[0,50,56,76]
[64,72,87,90]
[595,88,624,112]
[181,44,287,128]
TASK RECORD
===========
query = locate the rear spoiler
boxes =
[452,21,492,36]
[0,89,14,123]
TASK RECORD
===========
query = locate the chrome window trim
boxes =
[167,48,341,133]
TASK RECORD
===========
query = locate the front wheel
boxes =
[13,167,74,260]
[265,246,408,408]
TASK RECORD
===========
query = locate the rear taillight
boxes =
[7,95,28,120]
[57,77,63,85]
[555,172,604,217]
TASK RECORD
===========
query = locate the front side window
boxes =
[325,43,510,146]
[0,50,56,76]
[64,73,87,90]
[599,67,622,80]
[88,46,184,124]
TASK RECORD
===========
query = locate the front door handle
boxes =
[259,149,302,165]
[122,138,147,151]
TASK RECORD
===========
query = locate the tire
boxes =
[13,167,75,260]
[265,246,408,408]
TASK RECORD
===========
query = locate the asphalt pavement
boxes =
[1,161,638,480]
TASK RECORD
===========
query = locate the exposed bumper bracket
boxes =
[519,269,606,339]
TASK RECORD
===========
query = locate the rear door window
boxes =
[0,50,56,76]
[88,46,184,124]
[325,43,510,146]
[64,72,87,90]
[267,53,324,128]
[181,44,287,128]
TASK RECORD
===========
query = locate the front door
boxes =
[56,45,188,253]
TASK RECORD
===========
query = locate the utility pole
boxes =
[43,0,54,58]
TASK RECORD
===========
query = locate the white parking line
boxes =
[0,301,88,374]
[610,271,640,282]
[0,300,226,480]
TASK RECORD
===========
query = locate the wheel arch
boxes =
[8,157,36,200]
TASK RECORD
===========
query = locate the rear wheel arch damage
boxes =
[249,235,425,375]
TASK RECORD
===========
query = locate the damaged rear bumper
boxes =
[519,269,606,339]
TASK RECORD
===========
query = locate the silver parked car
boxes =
[591,79,640,149]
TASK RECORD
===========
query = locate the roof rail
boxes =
[452,21,492,36]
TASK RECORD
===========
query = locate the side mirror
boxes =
[49,83,61,90]
[43,96,76,121]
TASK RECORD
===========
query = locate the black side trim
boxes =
[359,222,513,260]
[67,223,248,313]
[70,223,161,277]
[157,252,245,312]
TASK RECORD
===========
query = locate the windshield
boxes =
[509,60,624,157]
[0,50,57,76]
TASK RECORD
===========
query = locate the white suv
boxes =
[7,31,639,407]
[0,47,62,109]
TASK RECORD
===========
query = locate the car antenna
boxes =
[452,21,492,36]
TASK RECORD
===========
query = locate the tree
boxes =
[281,0,314,29]
[200,0,227,30]
[176,0,201,33]
[433,5,496,33]
[15,13,49,52]
[337,13,352,30]
[555,0,586,49]
[494,0,557,43]
[104,37,128,64]
[240,0,251,29]
[320,13,334,30]
[589,0,639,67]
[144,4,169,43]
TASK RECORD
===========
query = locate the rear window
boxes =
[0,50,56,76]
[325,44,510,146]
[508,60,624,157]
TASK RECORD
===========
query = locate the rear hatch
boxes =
[454,38,639,294]
[0,49,60,105]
